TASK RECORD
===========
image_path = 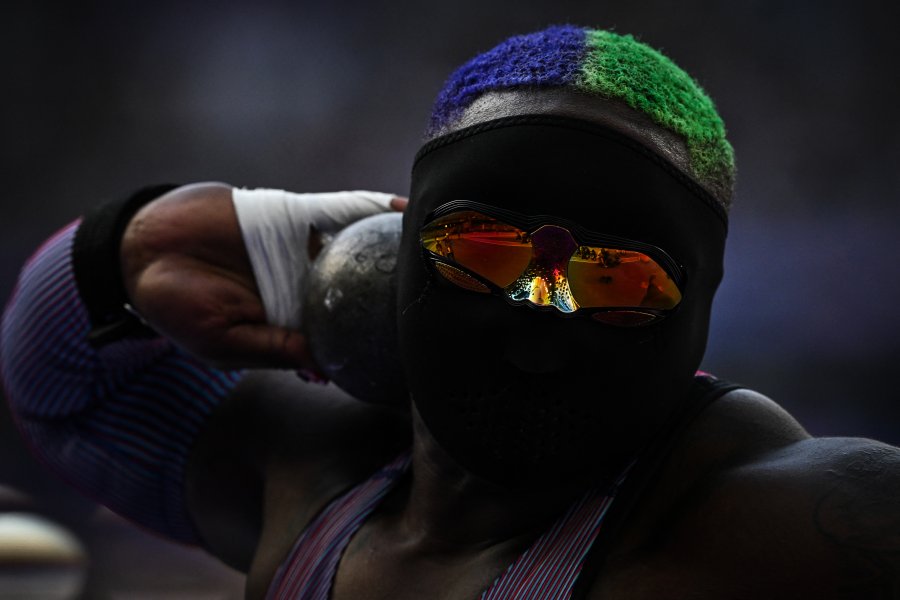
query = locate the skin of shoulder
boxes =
[185,369,410,587]
[590,388,900,599]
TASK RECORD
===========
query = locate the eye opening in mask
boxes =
[419,200,686,326]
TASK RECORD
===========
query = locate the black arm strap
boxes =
[71,183,180,347]
[570,376,744,600]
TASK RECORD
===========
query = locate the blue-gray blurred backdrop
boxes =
[2,1,898,596]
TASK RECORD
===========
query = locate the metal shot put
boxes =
[304,213,406,405]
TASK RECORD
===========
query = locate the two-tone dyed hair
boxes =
[427,26,735,209]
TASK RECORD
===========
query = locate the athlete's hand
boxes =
[120,182,406,372]
[231,187,407,332]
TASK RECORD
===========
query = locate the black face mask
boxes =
[397,115,728,488]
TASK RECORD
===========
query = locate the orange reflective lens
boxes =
[420,210,682,318]
[420,211,532,288]
[567,247,681,310]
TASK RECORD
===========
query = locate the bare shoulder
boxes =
[591,389,900,599]
[186,369,410,580]
[746,435,900,596]
[705,390,900,597]
[690,386,813,460]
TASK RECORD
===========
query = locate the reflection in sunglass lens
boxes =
[420,210,682,317]
[420,211,532,288]
[568,247,681,310]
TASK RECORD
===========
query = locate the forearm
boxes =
[1,181,406,545]
[0,187,243,544]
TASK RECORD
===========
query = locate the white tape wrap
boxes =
[232,188,396,329]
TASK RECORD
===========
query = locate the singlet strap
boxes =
[479,469,628,599]
[569,375,743,600]
[266,451,412,600]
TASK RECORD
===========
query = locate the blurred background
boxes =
[1,0,898,597]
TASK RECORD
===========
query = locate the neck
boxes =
[391,405,631,554]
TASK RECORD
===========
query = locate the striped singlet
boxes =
[267,373,739,600]
[266,453,627,600]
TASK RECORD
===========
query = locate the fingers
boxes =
[216,323,323,374]
[390,196,409,211]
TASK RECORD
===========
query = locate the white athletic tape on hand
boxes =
[232,188,395,329]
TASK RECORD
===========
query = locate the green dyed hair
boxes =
[430,26,735,208]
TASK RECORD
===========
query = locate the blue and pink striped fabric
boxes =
[266,452,413,599]
[480,480,620,599]
[0,221,243,543]
[266,451,627,599]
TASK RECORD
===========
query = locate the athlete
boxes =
[3,26,899,599]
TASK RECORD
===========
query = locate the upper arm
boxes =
[809,438,900,597]
[712,437,900,598]
[185,369,410,573]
